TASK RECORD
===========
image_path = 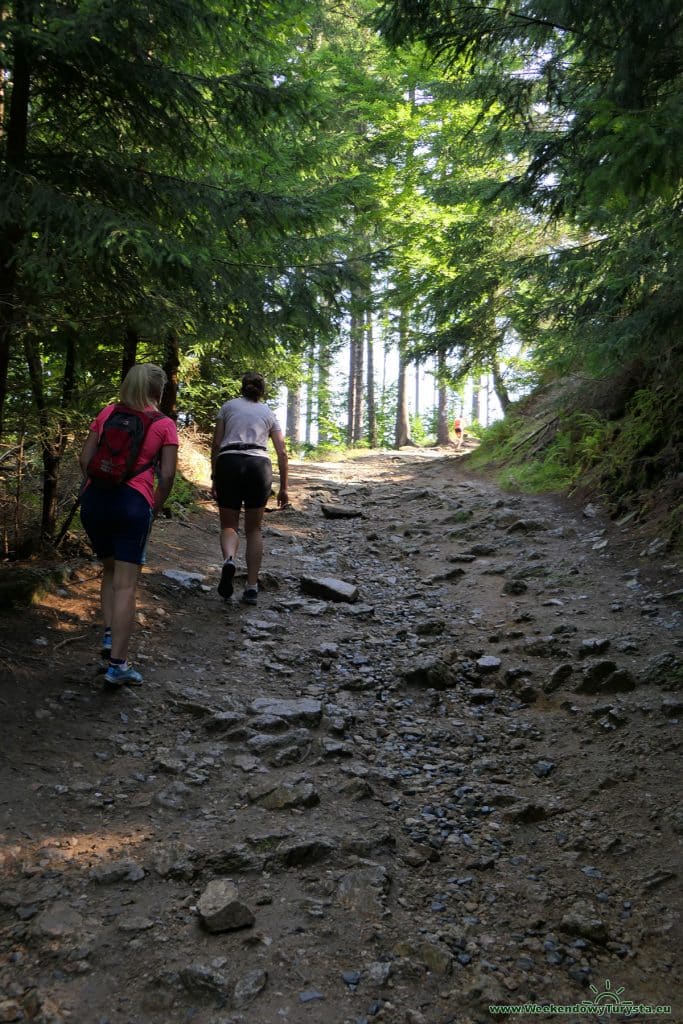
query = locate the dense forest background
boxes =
[1,0,681,553]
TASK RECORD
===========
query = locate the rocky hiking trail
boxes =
[1,448,681,1024]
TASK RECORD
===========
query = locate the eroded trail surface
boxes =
[1,450,681,1024]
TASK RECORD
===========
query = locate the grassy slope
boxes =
[466,372,682,551]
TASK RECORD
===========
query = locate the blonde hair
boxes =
[120,364,166,411]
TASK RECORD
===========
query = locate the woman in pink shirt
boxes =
[79,364,178,686]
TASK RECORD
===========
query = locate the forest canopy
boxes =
[1,0,681,550]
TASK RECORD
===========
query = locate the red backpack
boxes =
[87,405,164,488]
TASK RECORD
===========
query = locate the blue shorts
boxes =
[80,485,154,565]
[214,453,272,510]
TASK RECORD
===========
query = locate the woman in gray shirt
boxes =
[211,372,289,605]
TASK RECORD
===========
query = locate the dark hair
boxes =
[241,371,265,401]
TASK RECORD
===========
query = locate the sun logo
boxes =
[588,979,626,1006]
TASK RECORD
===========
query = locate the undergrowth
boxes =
[467,378,682,542]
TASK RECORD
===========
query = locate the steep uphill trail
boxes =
[0,448,681,1024]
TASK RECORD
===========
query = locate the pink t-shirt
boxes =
[88,404,179,507]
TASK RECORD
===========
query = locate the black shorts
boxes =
[214,453,272,510]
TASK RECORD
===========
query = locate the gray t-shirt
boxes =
[217,397,281,459]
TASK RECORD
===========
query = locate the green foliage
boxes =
[1,0,680,547]
[409,412,435,446]
[168,473,200,515]
[597,388,681,503]
[466,417,514,461]
[375,380,398,448]
[498,434,576,494]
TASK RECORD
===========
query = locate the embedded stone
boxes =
[90,859,145,884]
[247,781,319,810]
[469,688,496,703]
[476,656,502,674]
[197,880,254,933]
[234,969,268,1007]
[179,963,232,998]
[321,503,363,519]
[545,663,573,693]
[560,901,609,944]
[576,661,636,694]
[249,697,322,727]
[276,837,335,868]
[300,576,359,603]
[403,657,458,690]
[33,902,84,938]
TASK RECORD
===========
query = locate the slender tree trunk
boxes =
[160,330,179,419]
[436,348,450,445]
[414,359,420,418]
[0,2,31,438]
[23,333,58,540]
[366,310,377,448]
[395,307,412,448]
[381,318,388,446]
[490,357,511,413]
[395,305,411,446]
[317,338,332,444]
[305,342,315,446]
[346,320,356,445]
[352,313,364,443]
[122,326,139,382]
[286,384,301,445]
[471,380,480,425]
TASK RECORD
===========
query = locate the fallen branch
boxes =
[54,633,87,650]
[508,417,559,454]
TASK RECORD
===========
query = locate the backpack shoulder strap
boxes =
[125,410,169,480]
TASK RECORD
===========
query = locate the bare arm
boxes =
[78,430,99,476]
[153,445,178,517]
[270,429,289,507]
[211,418,225,480]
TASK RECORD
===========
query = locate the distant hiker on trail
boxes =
[211,371,289,607]
[78,364,178,687]
[453,415,465,450]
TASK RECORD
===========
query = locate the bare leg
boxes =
[110,560,141,661]
[219,507,240,561]
[244,506,265,587]
[101,557,115,630]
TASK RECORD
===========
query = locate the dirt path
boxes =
[1,449,681,1024]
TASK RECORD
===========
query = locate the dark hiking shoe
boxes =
[241,586,258,606]
[218,559,236,599]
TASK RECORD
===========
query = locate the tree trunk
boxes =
[366,310,377,448]
[351,313,364,443]
[305,342,315,446]
[0,2,31,438]
[414,359,420,418]
[471,381,480,425]
[436,348,450,445]
[317,338,333,445]
[346,321,356,445]
[122,326,139,382]
[490,357,511,413]
[286,384,301,445]
[160,330,179,419]
[23,333,58,540]
[395,307,412,448]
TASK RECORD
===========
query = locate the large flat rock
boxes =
[249,697,323,727]
[300,576,359,603]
